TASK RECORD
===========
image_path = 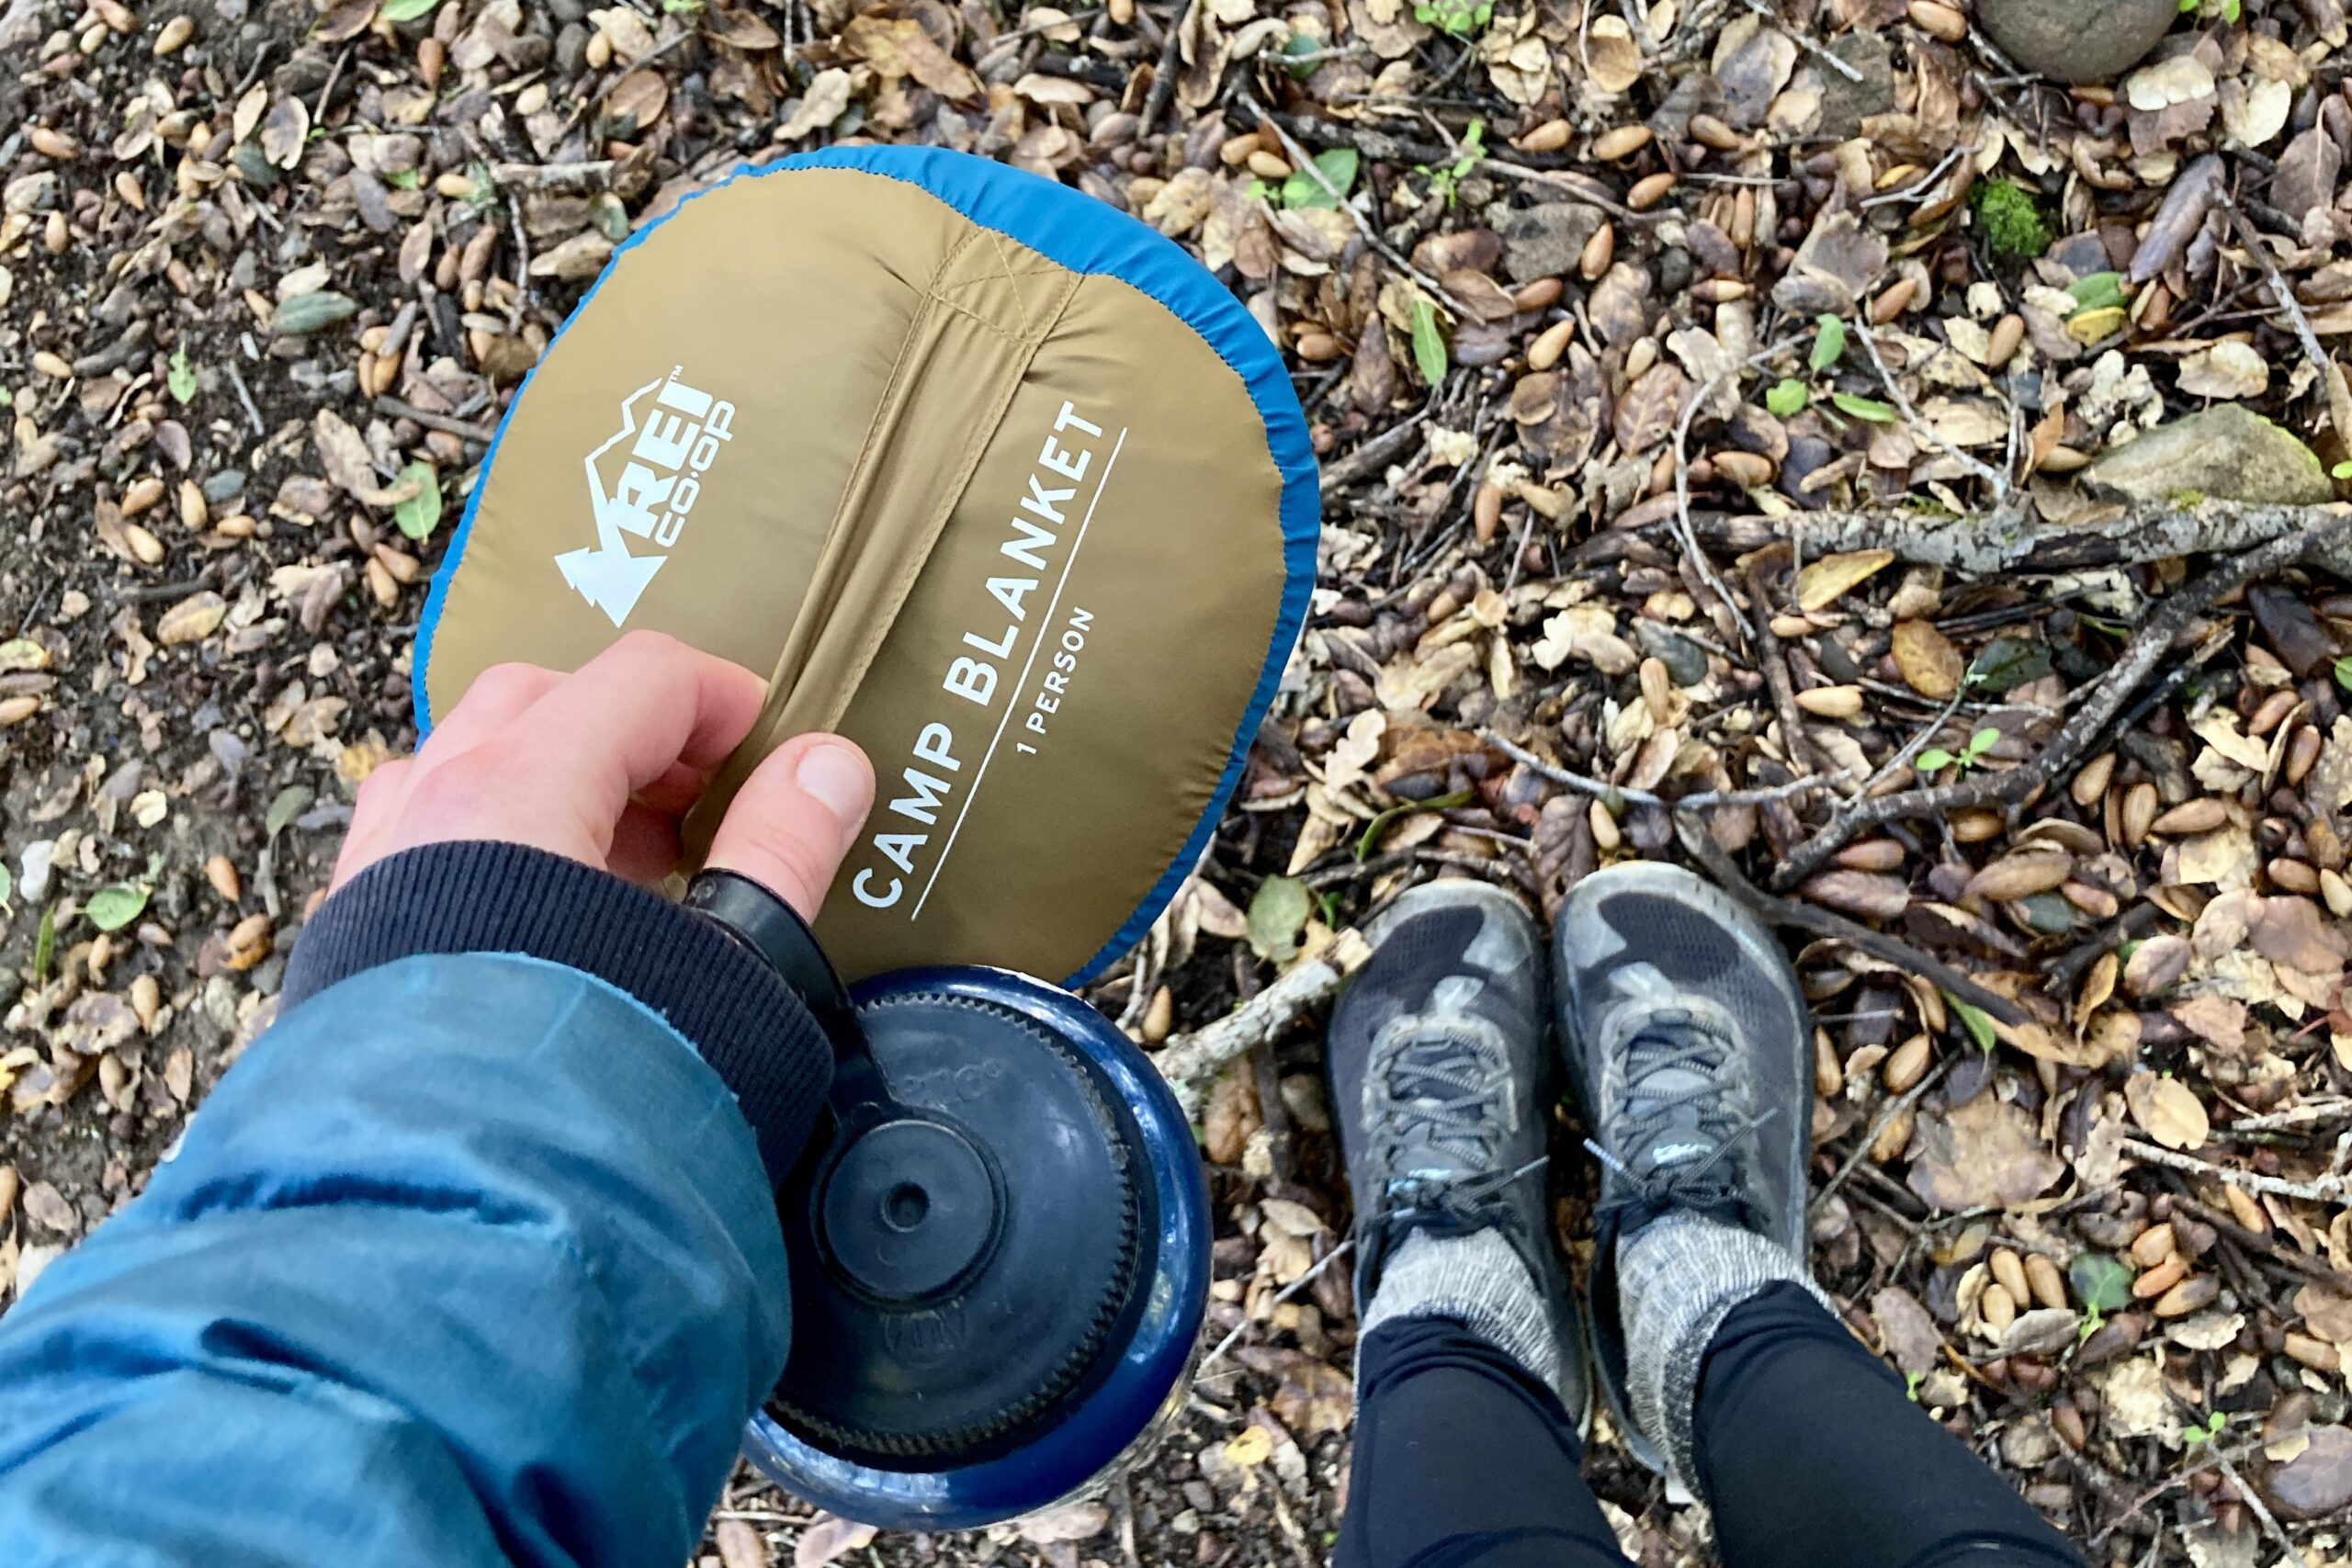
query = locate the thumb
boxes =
[704,734,876,921]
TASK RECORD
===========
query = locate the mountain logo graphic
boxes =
[559,370,734,626]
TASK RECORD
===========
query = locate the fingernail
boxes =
[795,741,871,824]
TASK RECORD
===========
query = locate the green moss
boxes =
[1968,179,2052,262]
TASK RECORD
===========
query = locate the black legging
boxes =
[1336,1283,2085,1568]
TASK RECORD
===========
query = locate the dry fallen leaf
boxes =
[1907,1092,2065,1211]
[1795,549,1896,613]
[791,1515,876,1568]
[1891,619,1962,699]
[2125,1071,2211,1151]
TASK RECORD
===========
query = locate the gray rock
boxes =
[2085,404,2333,507]
[1978,0,2179,84]
[1498,204,1603,283]
[1816,32,1893,139]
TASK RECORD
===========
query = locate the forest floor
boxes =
[2,0,2352,1562]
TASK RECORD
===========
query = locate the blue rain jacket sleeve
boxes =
[0,841,835,1568]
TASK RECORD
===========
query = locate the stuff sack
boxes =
[413,147,1319,984]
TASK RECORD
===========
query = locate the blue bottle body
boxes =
[743,965,1211,1529]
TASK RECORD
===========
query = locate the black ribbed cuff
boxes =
[282,840,831,1182]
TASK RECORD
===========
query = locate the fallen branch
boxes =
[2163,1190,2352,1294]
[1686,499,2352,578]
[1773,510,2352,889]
[1319,406,1430,494]
[1156,929,1372,1118]
[2121,1138,2350,1206]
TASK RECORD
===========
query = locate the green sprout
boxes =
[1413,0,1493,35]
[2180,1410,2227,1446]
[1917,726,2001,777]
[1421,120,1486,208]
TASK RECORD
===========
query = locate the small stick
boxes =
[1672,330,1807,650]
[1156,930,1372,1117]
[1742,0,1863,81]
[2163,1190,2352,1293]
[1138,0,1193,132]
[1194,1240,1355,1376]
[1486,733,1832,809]
[226,359,267,438]
[2120,1139,2349,1205]
[1851,314,2010,502]
[375,396,501,445]
[2214,1452,2311,1568]
[1813,1058,1953,1215]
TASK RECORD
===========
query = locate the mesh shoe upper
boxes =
[1554,863,1813,1472]
[1326,881,1589,1423]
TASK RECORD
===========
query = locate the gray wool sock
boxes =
[1618,1212,1836,1495]
[1360,1229,1567,1406]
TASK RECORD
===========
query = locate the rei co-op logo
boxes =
[557,369,735,626]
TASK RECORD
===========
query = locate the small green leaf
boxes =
[273,290,360,336]
[85,882,150,933]
[1357,787,1475,861]
[2333,459,2352,479]
[2335,655,2352,693]
[386,167,422,190]
[1829,391,1897,423]
[1967,634,2052,694]
[1765,378,1808,417]
[0,863,13,918]
[380,0,440,20]
[1810,314,1847,371]
[33,906,55,980]
[1903,1369,1925,1402]
[2066,271,2127,315]
[1282,147,1359,210]
[1965,726,2002,760]
[1916,748,1958,773]
[167,345,198,405]
[1247,875,1313,964]
[393,461,442,540]
[1946,992,1997,1053]
[1409,297,1449,388]
[266,784,314,840]
[2069,1251,2135,1314]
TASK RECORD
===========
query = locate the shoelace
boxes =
[1369,1021,1542,1228]
[1586,1010,1778,1221]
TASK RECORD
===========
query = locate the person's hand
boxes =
[336,630,875,919]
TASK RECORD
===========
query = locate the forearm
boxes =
[0,846,830,1568]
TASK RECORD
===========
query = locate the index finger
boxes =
[504,629,768,832]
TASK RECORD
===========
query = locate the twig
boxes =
[1318,404,1431,494]
[1743,0,1863,80]
[1138,0,1193,132]
[2163,1190,2352,1293]
[2214,1452,2311,1568]
[1853,686,1966,803]
[1194,1240,1355,1377]
[374,396,501,445]
[1486,733,1832,809]
[1859,141,1974,209]
[2222,191,2352,449]
[1851,314,2010,502]
[1773,510,2352,888]
[1744,558,1838,780]
[1813,1058,1953,1216]
[112,567,220,604]
[490,159,617,192]
[1679,821,2032,1028]
[2121,1139,2350,1205]
[1156,931,1372,1117]
[225,360,266,438]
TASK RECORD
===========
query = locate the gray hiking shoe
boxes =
[1326,880,1589,1422]
[1554,862,1813,1473]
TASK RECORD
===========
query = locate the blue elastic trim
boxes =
[410,148,1317,987]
